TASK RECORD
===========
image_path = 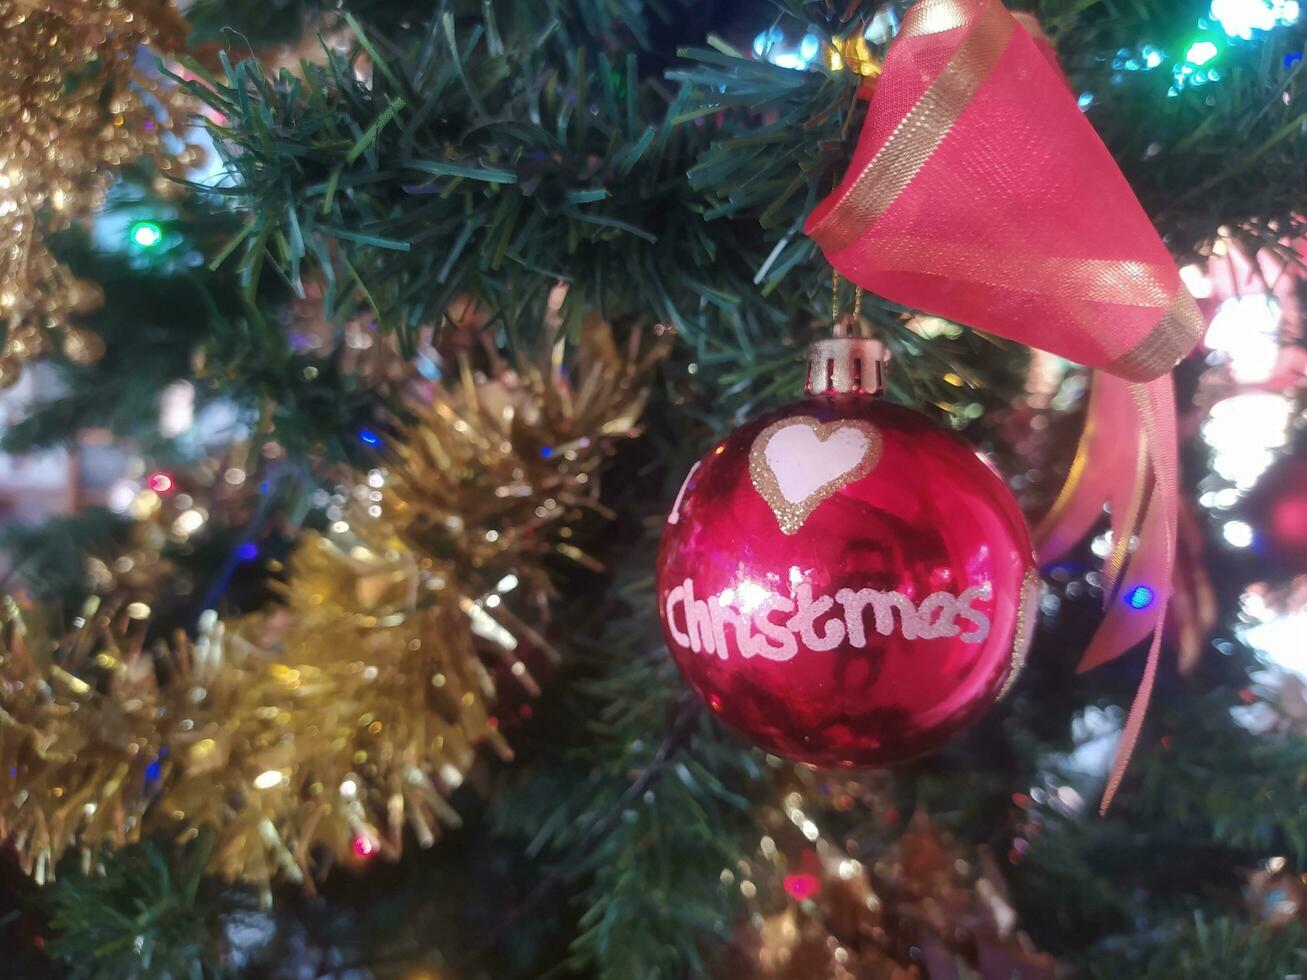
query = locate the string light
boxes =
[1205,295,1281,383]
[1222,520,1255,548]
[753,27,824,70]
[1210,0,1301,39]
[1125,585,1156,609]
[1202,394,1292,489]
[129,220,163,249]
[1185,40,1221,65]
[1239,589,1307,677]
[783,872,821,900]
[253,770,285,790]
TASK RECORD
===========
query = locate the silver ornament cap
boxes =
[805,318,888,396]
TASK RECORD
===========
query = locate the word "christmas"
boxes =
[664,578,992,662]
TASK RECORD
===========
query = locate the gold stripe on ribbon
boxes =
[865,237,1176,308]
[1106,287,1206,381]
[809,0,1015,254]
[1010,11,1050,46]
[902,0,975,36]
[1104,435,1153,597]
[1031,385,1097,546]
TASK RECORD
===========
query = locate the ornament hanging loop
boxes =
[810,272,886,396]
[830,269,868,338]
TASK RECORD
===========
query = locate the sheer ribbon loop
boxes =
[804,0,1202,809]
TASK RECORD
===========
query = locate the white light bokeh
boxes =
[1238,588,1307,677]
[753,28,822,70]
[1205,294,1282,382]
[1201,393,1291,489]
[1222,519,1255,547]
[1210,0,1301,39]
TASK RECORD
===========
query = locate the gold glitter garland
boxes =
[0,319,661,888]
[0,0,198,387]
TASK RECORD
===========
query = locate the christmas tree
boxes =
[1,0,1305,976]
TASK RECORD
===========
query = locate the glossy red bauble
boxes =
[656,395,1039,767]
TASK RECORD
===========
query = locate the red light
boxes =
[783,873,820,901]
[148,472,174,493]
[352,835,376,858]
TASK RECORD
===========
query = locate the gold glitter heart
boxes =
[749,416,882,534]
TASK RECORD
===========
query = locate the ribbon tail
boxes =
[1033,372,1142,566]
[1101,623,1162,813]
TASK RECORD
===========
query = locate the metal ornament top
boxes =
[805,317,888,397]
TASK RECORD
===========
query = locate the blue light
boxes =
[1125,585,1156,610]
[753,27,784,58]
[145,761,162,783]
[1077,91,1095,110]
[236,542,259,561]
[539,446,554,459]
[359,427,382,447]
[752,26,820,71]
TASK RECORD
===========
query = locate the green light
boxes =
[1185,40,1219,65]
[130,221,163,249]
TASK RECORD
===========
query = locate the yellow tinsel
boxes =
[0,0,198,386]
[0,320,661,888]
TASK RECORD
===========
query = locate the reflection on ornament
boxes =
[352,835,377,858]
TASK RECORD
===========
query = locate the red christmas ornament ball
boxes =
[657,392,1039,768]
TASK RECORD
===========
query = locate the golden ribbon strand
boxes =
[1106,287,1206,381]
[810,0,1015,253]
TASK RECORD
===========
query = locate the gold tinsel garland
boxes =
[0,320,660,887]
[0,0,199,386]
